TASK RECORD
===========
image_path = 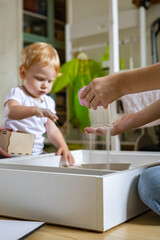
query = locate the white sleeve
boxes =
[4,87,24,106]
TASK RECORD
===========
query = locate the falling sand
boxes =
[89,105,112,170]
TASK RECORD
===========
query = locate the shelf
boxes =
[54,19,65,25]
[66,139,136,146]
[120,141,136,146]
[53,39,65,49]
[23,0,66,60]
[23,32,65,49]
[54,0,66,22]
[57,111,66,115]
[23,32,49,43]
[66,139,107,145]
[23,10,47,20]
[23,0,48,43]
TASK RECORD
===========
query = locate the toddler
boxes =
[3,42,74,166]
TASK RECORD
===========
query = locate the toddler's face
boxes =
[22,63,57,99]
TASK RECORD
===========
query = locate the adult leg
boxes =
[138,165,160,215]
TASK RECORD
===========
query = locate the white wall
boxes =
[0,0,22,124]
[69,0,135,23]
[67,0,160,69]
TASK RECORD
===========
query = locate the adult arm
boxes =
[85,99,160,136]
[81,63,160,109]
[111,99,160,135]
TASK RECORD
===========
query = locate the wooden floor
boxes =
[1,211,160,239]
[5,210,158,240]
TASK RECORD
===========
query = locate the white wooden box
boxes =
[0,150,159,232]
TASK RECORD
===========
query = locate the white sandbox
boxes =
[0,150,159,232]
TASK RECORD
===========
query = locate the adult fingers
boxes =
[111,114,135,136]
[84,89,96,108]
[96,128,106,136]
[88,96,102,110]
[80,83,92,99]
[84,127,96,134]
[84,127,106,136]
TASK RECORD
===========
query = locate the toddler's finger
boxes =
[0,148,11,158]
[59,157,68,167]
[60,156,69,167]
[68,155,74,166]
[56,148,62,155]
[54,115,59,121]
[49,114,58,122]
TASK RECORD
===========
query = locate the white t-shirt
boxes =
[3,86,56,155]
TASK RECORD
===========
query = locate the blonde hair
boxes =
[20,42,60,74]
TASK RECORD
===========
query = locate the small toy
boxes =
[0,130,35,156]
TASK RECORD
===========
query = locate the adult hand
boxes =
[111,99,160,135]
[0,127,11,158]
[80,74,122,110]
[84,126,107,136]
[111,113,138,135]
[84,124,113,136]
[84,113,138,136]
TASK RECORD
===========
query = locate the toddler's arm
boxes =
[46,119,74,166]
[5,100,58,122]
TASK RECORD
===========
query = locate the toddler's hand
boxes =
[35,108,58,122]
[56,146,75,167]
